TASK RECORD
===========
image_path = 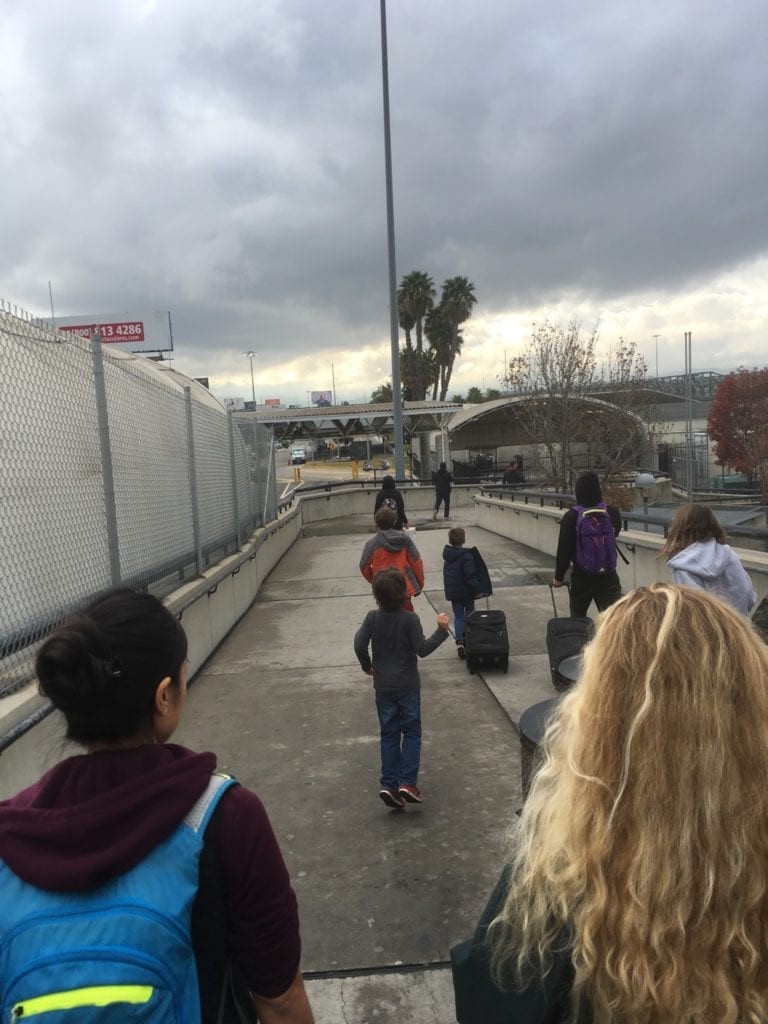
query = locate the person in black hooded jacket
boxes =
[431,462,453,520]
[373,475,408,530]
[553,471,622,617]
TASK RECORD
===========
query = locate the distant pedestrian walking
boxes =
[354,568,449,809]
[660,502,756,614]
[432,462,453,520]
[502,459,524,488]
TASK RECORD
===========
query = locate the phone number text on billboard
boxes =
[60,322,146,343]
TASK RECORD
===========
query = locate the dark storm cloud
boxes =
[1,0,766,372]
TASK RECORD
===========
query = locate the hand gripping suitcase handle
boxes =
[549,582,570,618]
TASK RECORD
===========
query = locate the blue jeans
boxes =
[433,494,450,516]
[374,689,422,789]
[451,599,475,645]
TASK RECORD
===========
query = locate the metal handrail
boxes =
[477,487,768,548]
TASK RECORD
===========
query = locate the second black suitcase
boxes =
[465,606,509,675]
[546,585,593,691]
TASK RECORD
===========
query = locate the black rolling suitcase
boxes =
[546,585,594,691]
[465,600,509,675]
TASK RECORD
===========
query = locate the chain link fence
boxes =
[0,305,276,697]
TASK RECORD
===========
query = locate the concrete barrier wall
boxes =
[474,494,768,600]
[0,506,304,798]
[298,483,479,524]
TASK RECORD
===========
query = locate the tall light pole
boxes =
[684,331,693,498]
[379,0,404,479]
[245,351,257,408]
[653,334,661,379]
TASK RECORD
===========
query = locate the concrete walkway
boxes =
[175,506,560,1023]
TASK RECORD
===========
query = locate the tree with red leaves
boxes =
[707,368,768,493]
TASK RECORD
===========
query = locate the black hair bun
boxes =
[36,616,114,712]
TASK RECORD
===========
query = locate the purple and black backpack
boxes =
[573,502,617,575]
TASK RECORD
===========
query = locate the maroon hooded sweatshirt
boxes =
[0,743,300,999]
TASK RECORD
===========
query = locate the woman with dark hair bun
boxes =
[0,588,314,1024]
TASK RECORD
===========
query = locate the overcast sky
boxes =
[2,0,766,405]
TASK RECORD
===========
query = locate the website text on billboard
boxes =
[59,321,146,343]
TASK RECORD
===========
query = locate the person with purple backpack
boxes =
[552,471,622,617]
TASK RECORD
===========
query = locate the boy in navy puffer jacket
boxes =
[442,527,486,659]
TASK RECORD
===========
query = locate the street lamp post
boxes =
[634,472,656,532]
[379,0,405,480]
[653,334,661,379]
[245,351,257,409]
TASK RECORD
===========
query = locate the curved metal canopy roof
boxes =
[238,400,461,440]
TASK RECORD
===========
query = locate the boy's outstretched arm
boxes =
[412,612,450,658]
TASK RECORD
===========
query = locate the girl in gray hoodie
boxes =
[660,503,756,614]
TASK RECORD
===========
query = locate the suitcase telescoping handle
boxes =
[549,582,570,618]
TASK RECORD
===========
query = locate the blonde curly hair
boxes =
[491,583,768,1023]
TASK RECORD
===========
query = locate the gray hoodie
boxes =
[667,538,756,614]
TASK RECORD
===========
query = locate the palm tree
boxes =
[397,271,435,354]
[370,382,393,403]
[398,303,415,350]
[424,304,455,400]
[438,276,476,400]
[400,347,438,401]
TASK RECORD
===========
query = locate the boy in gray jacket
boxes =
[354,568,449,809]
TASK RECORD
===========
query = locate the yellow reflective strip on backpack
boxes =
[12,984,153,1016]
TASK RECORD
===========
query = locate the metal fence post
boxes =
[184,386,204,575]
[227,411,242,548]
[90,331,121,585]
[263,429,275,524]
[252,419,263,527]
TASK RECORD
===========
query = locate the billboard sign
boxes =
[264,398,281,407]
[310,390,333,406]
[48,310,173,354]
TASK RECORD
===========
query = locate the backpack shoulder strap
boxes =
[191,774,257,1023]
[185,772,237,835]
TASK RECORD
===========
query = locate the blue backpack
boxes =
[573,503,617,575]
[0,772,237,1023]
